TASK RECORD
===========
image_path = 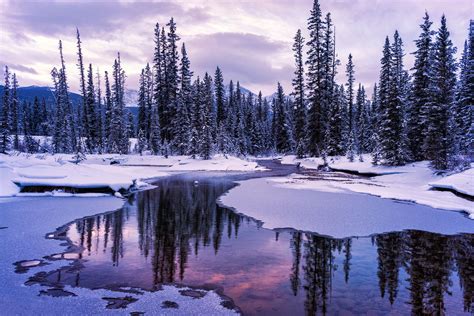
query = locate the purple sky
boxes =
[0,0,471,96]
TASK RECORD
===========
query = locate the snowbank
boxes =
[429,168,474,197]
[0,153,263,199]
[220,178,474,238]
[0,197,237,315]
[280,155,474,217]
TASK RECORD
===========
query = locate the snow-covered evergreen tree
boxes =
[306,0,325,157]
[273,83,294,153]
[200,73,214,159]
[292,29,306,156]
[104,70,113,151]
[407,12,434,161]
[215,67,226,129]
[10,74,19,150]
[378,31,409,166]
[172,43,192,154]
[423,15,458,170]
[52,40,75,153]
[85,64,98,152]
[327,84,345,156]
[0,66,11,153]
[109,54,128,154]
[453,22,473,162]
[345,54,356,161]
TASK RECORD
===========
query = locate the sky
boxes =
[0,0,472,96]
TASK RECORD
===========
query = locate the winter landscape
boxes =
[0,0,473,315]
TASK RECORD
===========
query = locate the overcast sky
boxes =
[0,0,471,96]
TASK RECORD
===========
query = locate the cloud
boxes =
[188,32,292,88]
[0,61,38,75]
[2,1,211,37]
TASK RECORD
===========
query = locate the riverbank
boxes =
[278,155,474,218]
[0,153,264,198]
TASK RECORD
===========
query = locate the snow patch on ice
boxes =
[220,177,474,238]
[280,155,474,216]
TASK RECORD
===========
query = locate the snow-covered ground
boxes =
[280,155,474,218]
[0,153,263,198]
[219,177,474,238]
[0,197,237,315]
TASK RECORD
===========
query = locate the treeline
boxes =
[0,0,472,171]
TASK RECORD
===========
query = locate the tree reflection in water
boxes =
[63,177,473,315]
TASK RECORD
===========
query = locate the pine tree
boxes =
[11,73,19,150]
[274,83,294,153]
[104,70,113,151]
[95,68,104,152]
[138,68,149,146]
[76,28,87,146]
[0,66,11,153]
[378,31,409,165]
[355,84,371,157]
[215,67,226,128]
[52,40,75,153]
[189,77,202,158]
[234,82,247,155]
[306,0,325,157]
[109,53,128,154]
[292,29,306,156]
[320,13,336,154]
[200,73,213,159]
[85,64,98,152]
[423,15,457,170]
[172,43,192,154]
[327,84,345,156]
[149,106,161,154]
[345,54,356,161]
[407,12,434,161]
[453,22,473,163]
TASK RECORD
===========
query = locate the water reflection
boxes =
[59,176,473,315]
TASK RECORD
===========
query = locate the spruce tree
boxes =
[423,15,457,170]
[104,70,113,151]
[52,40,75,153]
[95,68,104,152]
[0,66,11,153]
[138,68,149,148]
[345,54,356,161]
[407,12,434,161]
[306,0,325,156]
[327,84,345,156]
[292,29,306,156]
[76,28,87,144]
[215,67,226,128]
[109,54,128,154]
[454,22,473,162]
[200,73,213,159]
[11,73,19,150]
[172,43,192,154]
[274,83,294,153]
[85,63,98,152]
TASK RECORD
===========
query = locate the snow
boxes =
[0,153,263,199]
[0,197,237,315]
[280,155,474,217]
[429,167,474,197]
[219,178,474,238]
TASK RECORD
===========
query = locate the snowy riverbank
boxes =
[0,153,263,198]
[279,155,474,218]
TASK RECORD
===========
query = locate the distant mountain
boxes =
[124,88,139,107]
[0,85,83,108]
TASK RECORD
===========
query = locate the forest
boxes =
[0,0,472,171]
